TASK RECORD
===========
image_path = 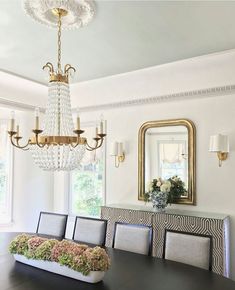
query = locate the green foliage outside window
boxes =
[71,156,104,217]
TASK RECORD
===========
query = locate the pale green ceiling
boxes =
[0,0,235,84]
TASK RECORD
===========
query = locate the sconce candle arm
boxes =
[217,152,228,167]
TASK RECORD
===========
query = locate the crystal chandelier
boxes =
[7,1,106,171]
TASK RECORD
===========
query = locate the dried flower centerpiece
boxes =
[9,234,111,283]
[144,176,187,211]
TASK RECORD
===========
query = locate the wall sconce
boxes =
[209,134,229,167]
[110,142,125,168]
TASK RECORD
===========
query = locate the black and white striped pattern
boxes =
[101,206,229,277]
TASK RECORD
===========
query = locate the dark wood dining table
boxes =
[1,232,235,290]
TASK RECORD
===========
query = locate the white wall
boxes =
[0,70,47,108]
[70,49,235,107]
[69,51,235,280]
[0,109,53,232]
[79,93,235,279]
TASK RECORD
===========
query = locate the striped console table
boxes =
[101,204,230,277]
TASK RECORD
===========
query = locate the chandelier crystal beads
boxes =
[8,1,105,171]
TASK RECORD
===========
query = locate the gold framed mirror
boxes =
[138,119,196,205]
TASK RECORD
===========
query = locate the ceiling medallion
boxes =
[7,1,106,171]
[23,0,95,30]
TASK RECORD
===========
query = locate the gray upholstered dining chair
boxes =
[112,222,152,255]
[36,211,68,239]
[72,216,107,246]
[163,229,213,270]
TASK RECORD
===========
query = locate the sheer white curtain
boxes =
[0,120,13,224]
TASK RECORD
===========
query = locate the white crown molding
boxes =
[0,69,47,86]
[0,84,234,113]
[77,84,235,112]
[0,97,45,112]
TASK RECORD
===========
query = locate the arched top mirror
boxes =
[138,119,196,205]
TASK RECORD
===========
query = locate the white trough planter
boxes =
[14,254,105,283]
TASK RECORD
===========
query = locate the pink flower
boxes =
[51,240,88,262]
[28,237,48,252]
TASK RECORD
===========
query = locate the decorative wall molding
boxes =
[0,84,234,113]
[0,97,45,112]
[78,84,235,112]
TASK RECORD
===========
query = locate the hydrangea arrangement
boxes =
[144,176,187,210]
[168,175,187,202]
[26,236,48,258]
[9,234,33,255]
[51,240,88,262]
[34,239,59,261]
[9,234,111,276]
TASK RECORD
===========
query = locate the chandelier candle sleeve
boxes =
[9,111,15,132]
[16,125,19,138]
[100,115,104,134]
[34,108,40,130]
[76,113,80,130]
[99,114,106,135]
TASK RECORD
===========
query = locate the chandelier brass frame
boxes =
[8,8,106,155]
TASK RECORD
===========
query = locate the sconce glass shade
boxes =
[110,142,118,156]
[117,142,124,156]
[209,134,229,153]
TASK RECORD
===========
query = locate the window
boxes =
[69,125,105,217]
[0,120,13,224]
[158,140,188,185]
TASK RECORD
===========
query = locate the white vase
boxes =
[14,254,105,283]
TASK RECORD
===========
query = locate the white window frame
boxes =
[0,119,13,225]
[68,121,106,218]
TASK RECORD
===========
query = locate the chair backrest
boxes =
[112,222,152,255]
[36,212,68,239]
[163,229,213,270]
[73,216,107,246]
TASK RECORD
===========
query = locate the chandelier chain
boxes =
[57,12,62,71]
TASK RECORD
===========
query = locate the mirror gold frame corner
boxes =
[138,118,196,205]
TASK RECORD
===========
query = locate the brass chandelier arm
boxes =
[15,137,31,150]
[31,130,46,148]
[85,137,104,151]
[70,138,85,148]
[70,142,83,148]
[43,62,54,73]
[65,64,76,76]
[35,134,47,148]
[85,140,99,151]
[9,134,30,151]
